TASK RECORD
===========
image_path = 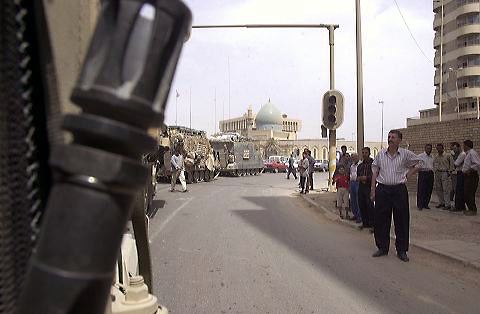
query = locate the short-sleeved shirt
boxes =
[453,151,466,172]
[372,148,420,185]
[463,149,480,173]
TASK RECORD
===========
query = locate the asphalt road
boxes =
[149,172,480,314]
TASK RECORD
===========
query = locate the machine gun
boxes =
[0,1,191,313]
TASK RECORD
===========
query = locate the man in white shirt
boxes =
[462,140,480,216]
[170,150,187,192]
[416,144,434,210]
[451,142,466,211]
[349,154,361,223]
[370,130,420,262]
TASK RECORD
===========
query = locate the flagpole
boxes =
[228,56,231,119]
[175,89,179,126]
[214,88,217,135]
[189,87,192,129]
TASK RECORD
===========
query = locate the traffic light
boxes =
[322,90,344,130]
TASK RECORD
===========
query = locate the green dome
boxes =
[255,100,283,131]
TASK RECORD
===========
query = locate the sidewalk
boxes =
[300,189,480,270]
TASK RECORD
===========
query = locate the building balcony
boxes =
[434,53,441,66]
[433,14,442,29]
[457,66,480,78]
[458,86,480,98]
[407,110,479,126]
[434,34,441,48]
[442,45,480,64]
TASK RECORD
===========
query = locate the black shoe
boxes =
[417,207,423,211]
[464,210,477,216]
[425,206,431,209]
[443,206,451,210]
[372,250,388,257]
[397,252,409,262]
[436,204,445,208]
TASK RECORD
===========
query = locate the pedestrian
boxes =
[462,140,480,216]
[451,142,466,212]
[298,151,309,194]
[170,149,187,192]
[338,145,352,175]
[357,147,374,232]
[349,153,361,223]
[433,143,454,210]
[287,153,297,180]
[371,130,420,262]
[334,165,350,219]
[307,149,315,191]
[416,144,434,210]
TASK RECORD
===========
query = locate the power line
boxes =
[392,0,433,65]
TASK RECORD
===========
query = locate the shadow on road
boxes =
[231,195,473,313]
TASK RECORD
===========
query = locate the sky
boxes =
[164,0,435,141]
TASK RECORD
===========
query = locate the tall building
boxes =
[219,100,302,140]
[432,0,480,120]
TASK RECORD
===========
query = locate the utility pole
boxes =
[439,0,444,122]
[356,0,365,154]
[192,23,340,190]
[327,25,337,192]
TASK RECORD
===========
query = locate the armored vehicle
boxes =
[157,126,216,183]
[210,133,264,176]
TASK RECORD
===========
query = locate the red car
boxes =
[263,156,288,173]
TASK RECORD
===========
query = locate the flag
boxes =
[176,89,180,98]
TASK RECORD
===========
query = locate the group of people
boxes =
[416,141,479,215]
[330,131,479,263]
[288,148,315,194]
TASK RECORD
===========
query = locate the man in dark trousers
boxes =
[371,130,420,262]
[357,147,374,232]
[287,153,297,180]
[416,144,434,210]
[305,148,315,191]
[462,140,480,216]
[451,142,466,212]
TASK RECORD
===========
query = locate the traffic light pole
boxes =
[327,26,337,192]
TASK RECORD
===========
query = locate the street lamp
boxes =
[448,67,462,119]
[379,100,384,149]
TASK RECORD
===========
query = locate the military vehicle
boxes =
[210,133,264,176]
[157,126,216,183]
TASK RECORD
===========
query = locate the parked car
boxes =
[264,156,289,173]
[314,159,328,172]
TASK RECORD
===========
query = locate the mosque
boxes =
[218,100,383,159]
[218,99,302,141]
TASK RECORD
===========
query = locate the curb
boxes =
[300,194,480,270]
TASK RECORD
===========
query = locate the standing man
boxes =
[170,149,187,192]
[371,130,420,262]
[433,143,454,210]
[451,142,466,212]
[416,144,434,210]
[462,140,480,216]
[305,149,315,191]
[357,147,374,231]
[287,153,297,180]
[349,154,361,223]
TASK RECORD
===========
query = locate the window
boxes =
[322,147,328,160]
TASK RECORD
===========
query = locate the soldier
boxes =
[433,143,454,210]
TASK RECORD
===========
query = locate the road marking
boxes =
[150,197,194,241]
